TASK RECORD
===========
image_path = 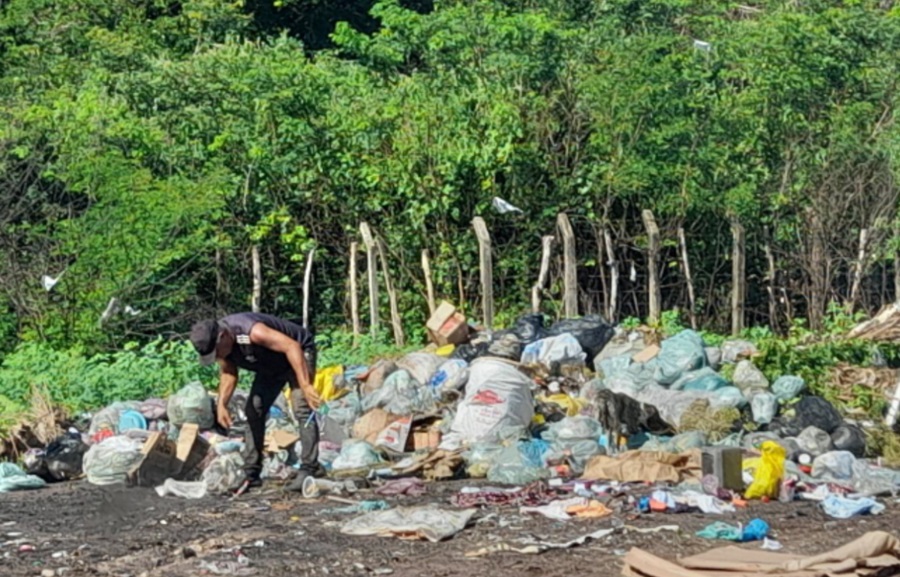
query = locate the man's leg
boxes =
[243,374,285,484]
[287,348,325,491]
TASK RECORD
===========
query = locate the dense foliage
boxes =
[3,0,900,358]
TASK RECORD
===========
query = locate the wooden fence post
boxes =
[642,210,661,324]
[349,242,361,343]
[731,219,746,336]
[847,228,869,314]
[421,249,436,316]
[677,227,697,330]
[532,235,555,313]
[251,245,261,313]
[763,240,777,328]
[359,222,379,336]
[603,228,618,322]
[557,213,578,318]
[375,237,405,347]
[472,217,494,329]
[301,248,315,329]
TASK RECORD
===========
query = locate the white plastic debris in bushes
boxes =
[441,358,534,449]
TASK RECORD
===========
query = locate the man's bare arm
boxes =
[250,323,320,409]
[216,358,238,429]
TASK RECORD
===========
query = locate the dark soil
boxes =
[1,480,898,577]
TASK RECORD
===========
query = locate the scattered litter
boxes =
[341,506,475,542]
[697,518,769,542]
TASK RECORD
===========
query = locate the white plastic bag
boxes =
[362,370,436,416]
[332,440,384,471]
[82,436,144,485]
[428,359,469,394]
[202,453,245,493]
[167,382,214,429]
[155,478,208,499]
[442,359,534,447]
[521,334,586,370]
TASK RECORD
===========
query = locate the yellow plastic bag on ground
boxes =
[283,365,344,405]
[744,440,786,500]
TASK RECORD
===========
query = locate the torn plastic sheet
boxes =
[341,506,475,542]
[464,525,679,557]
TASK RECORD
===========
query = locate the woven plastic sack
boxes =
[428,359,469,395]
[396,352,444,387]
[82,436,144,486]
[745,441,786,500]
[167,382,214,429]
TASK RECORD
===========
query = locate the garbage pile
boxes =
[6,302,900,534]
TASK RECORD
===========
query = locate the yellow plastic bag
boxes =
[283,365,344,405]
[537,394,586,417]
[744,440,786,500]
[435,345,456,357]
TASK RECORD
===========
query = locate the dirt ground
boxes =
[2,479,898,577]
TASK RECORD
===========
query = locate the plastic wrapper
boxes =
[653,329,707,386]
[772,376,806,401]
[139,399,168,421]
[167,382,214,429]
[261,450,293,480]
[546,315,615,359]
[751,392,778,425]
[202,453,245,493]
[487,463,550,485]
[155,479,208,499]
[542,416,604,442]
[745,441,786,500]
[331,440,383,471]
[850,460,900,496]
[82,435,144,485]
[641,431,707,453]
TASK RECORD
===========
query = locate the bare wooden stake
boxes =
[603,228,619,322]
[764,241,777,328]
[376,237,405,347]
[359,223,379,336]
[677,227,697,330]
[421,249,436,316]
[472,217,494,329]
[251,245,261,313]
[556,213,578,318]
[301,248,315,329]
[642,210,661,324]
[532,235,555,313]
[731,219,746,336]
[349,242,361,343]
[847,228,870,313]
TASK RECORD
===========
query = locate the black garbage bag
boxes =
[486,331,524,361]
[831,424,866,457]
[594,388,671,437]
[511,314,546,345]
[768,395,843,438]
[451,341,489,363]
[547,315,615,359]
[26,433,89,482]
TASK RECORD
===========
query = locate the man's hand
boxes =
[301,384,322,411]
[217,403,234,430]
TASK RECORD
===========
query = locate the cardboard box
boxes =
[127,425,210,487]
[426,301,469,347]
[632,344,660,364]
[352,409,399,445]
[265,429,300,454]
[375,416,412,453]
[411,430,442,451]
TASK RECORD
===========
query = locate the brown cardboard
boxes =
[352,409,400,444]
[632,344,661,364]
[175,423,211,480]
[583,450,701,484]
[411,430,442,451]
[375,416,412,453]
[127,432,178,487]
[426,301,469,346]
